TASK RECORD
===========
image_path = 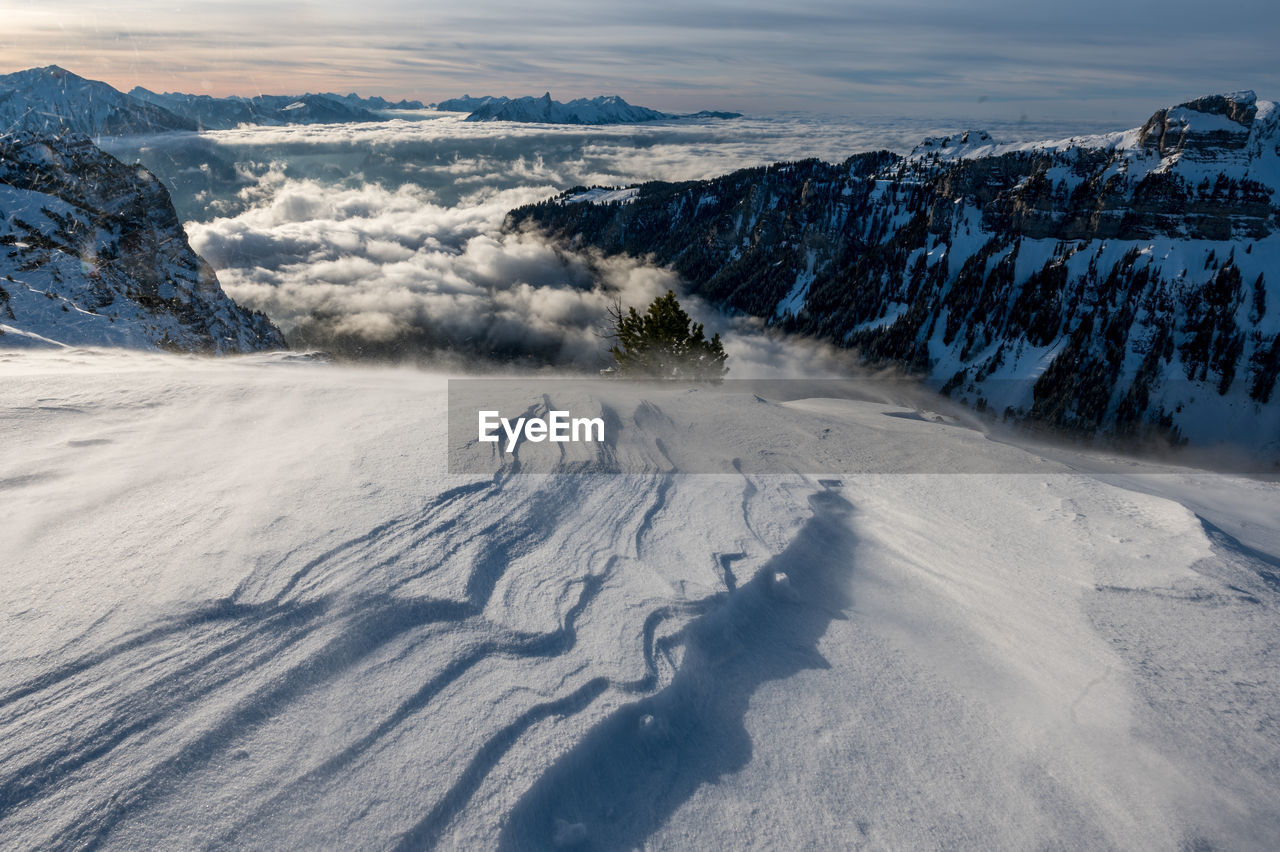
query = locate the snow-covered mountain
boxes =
[0,64,419,137]
[127,88,383,130]
[0,66,195,137]
[2,350,1278,848]
[0,131,284,352]
[511,91,1280,452]
[460,92,741,124]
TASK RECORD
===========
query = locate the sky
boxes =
[3,0,1278,121]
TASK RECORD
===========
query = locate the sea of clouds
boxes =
[104,110,1127,374]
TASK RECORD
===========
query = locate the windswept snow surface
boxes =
[2,350,1278,849]
[561,187,640,206]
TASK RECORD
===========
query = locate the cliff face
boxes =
[0,132,284,352]
[509,93,1280,449]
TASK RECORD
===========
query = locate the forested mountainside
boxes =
[509,92,1280,450]
[0,131,283,352]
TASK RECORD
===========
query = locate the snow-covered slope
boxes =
[0,132,283,352]
[0,66,195,137]
[462,93,740,125]
[1,349,1277,849]
[561,186,640,206]
[512,92,1280,452]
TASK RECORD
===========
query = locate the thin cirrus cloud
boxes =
[1,0,1276,118]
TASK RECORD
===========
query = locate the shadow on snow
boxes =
[489,486,857,852]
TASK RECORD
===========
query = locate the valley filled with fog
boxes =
[102,110,1127,370]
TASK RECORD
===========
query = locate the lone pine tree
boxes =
[606,290,728,380]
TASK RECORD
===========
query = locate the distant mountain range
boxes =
[435,92,741,125]
[0,67,733,135]
[511,91,1280,450]
[127,89,381,130]
[434,94,510,113]
[0,66,196,136]
[0,130,283,351]
[0,66,424,136]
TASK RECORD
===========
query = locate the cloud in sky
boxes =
[3,0,1278,119]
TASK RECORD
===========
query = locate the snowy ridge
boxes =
[513,92,1280,453]
[908,91,1280,185]
[0,132,283,352]
[1,350,1278,848]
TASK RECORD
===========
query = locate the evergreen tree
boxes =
[606,290,728,380]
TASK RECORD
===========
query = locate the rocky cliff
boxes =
[0,131,284,352]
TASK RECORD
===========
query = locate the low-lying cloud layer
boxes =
[188,173,856,375]
[190,179,682,366]
[109,111,1125,221]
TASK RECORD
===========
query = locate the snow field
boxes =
[1,350,1277,849]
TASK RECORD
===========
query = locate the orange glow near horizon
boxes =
[0,49,441,103]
